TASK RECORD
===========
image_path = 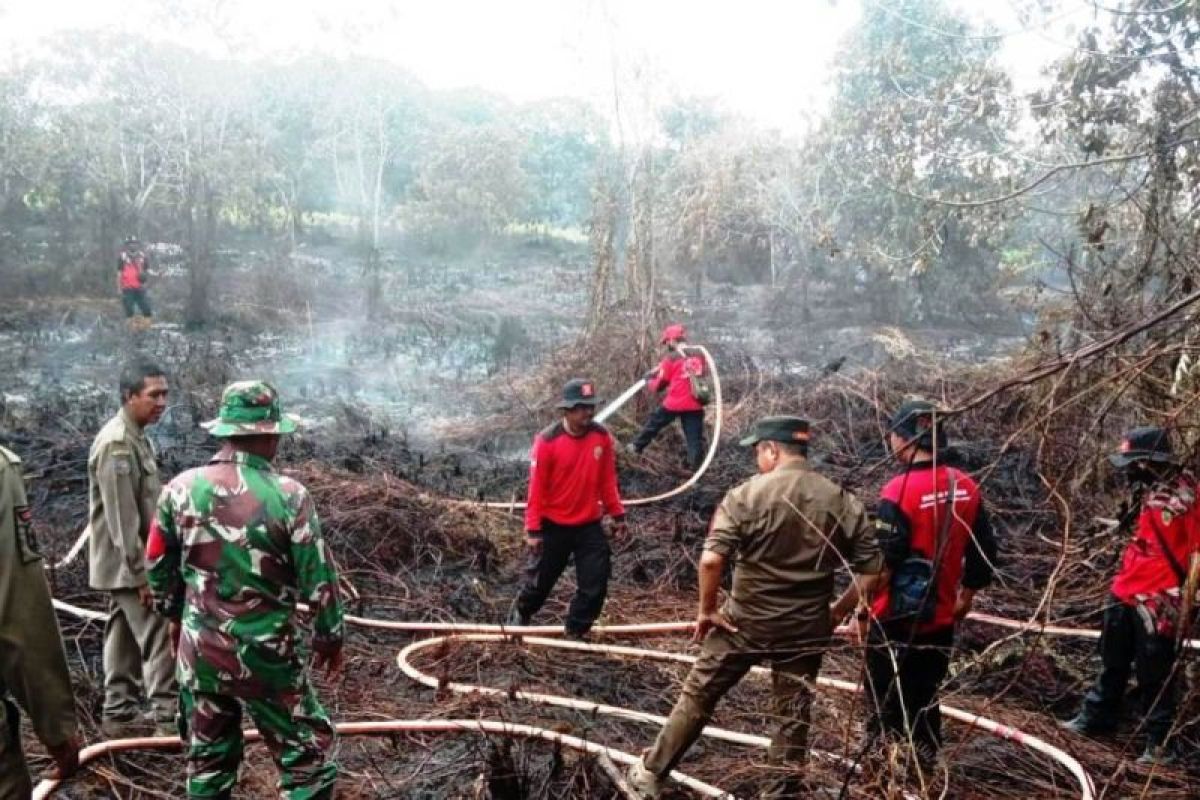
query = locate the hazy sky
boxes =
[0,0,1098,132]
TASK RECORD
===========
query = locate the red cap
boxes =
[660,324,687,344]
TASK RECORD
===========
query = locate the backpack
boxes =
[888,474,957,625]
[683,356,712,406]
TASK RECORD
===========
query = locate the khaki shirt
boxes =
[705,460,882,646]
[0,446,78,748]
[87,408,161,590]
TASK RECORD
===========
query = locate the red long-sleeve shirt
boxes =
[647,352,706,412]
[1111,475,1200,604]
[524,422,624,532]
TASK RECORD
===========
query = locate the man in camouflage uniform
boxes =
[146,380,344,799]
[1,444,80,798]
[87,360,178,735]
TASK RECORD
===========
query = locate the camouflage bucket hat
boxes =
[201,380,298,437]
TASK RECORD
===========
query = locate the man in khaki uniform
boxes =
[87,361,177,735]
[0,444,80,797]
[627,416,883,799]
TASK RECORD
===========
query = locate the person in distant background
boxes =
[627,324,708,470]
[117,236,153,328]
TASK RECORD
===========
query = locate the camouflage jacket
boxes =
[146,446,343,697]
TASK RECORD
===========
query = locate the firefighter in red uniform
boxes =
[628,324,708,470]
[117,235,153,326]
[1061,426,1200,765]
[862,399,998,772]
[510,379,627,639]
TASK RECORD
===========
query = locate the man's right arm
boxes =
[693,489,746,640]
[95,440,147,584]
[646,358,671,393]
[524,435,549,542]
[146,485,184,620]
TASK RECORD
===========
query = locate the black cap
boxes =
[1108,426,1176,469]
[739,415,810,447]
[556,378,601,409]
[888,399,948,450]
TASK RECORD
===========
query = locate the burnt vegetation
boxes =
[4,0,1200,797]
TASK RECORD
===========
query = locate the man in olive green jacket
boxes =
[0,444,80,797]
[627,416,883,799]
[86,361,177,735]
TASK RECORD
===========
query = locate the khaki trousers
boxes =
[644,628,824,794]
[102,588,177,721]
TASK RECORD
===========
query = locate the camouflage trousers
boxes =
[180,685,337,799]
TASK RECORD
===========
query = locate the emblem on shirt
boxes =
[593,446,603,460]
[113,457,132,476]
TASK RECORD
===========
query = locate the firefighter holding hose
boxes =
[627,324,709,470]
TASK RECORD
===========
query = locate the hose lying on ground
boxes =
[37,607,1103,800]
[31,719,730,800]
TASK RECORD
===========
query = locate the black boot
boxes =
[1059,710,1115,736]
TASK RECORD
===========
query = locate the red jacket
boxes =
[1111,476,1200,604]
[525,421,624,532]
[647,352,705,413]
[871,462,997,633]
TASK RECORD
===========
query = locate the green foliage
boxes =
[402,124,531,249]
[803,0,1018,320]
[0,38,609,260]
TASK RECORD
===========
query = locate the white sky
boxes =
[0,0,1102,132]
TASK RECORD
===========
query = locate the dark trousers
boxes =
[864,623,955,760]
[121,288,152,317]
[631,407,705,468]
[1077,596,1179,745]
[516,520,611,636]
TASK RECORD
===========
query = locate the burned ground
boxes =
[4,245,1199,800]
